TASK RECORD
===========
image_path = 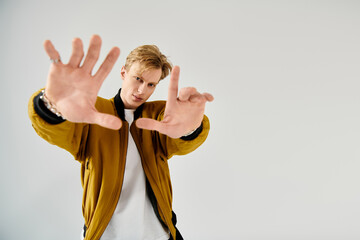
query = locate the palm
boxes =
[43,35,122,129]
[47,65,100,120]
[136,66,214,138]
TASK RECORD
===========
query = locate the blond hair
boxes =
[124,45,172,81]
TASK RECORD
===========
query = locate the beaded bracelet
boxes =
[39,90,65,119]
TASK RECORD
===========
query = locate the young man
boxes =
[28,35,213,240]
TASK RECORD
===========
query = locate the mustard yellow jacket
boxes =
[28,89,210,240]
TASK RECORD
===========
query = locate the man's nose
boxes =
[138,83,146,93]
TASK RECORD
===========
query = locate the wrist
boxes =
[39,89,65,119]
[182,128,198,137]
[180,123,203,140]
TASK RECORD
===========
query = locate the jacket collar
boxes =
[114,89,144,121]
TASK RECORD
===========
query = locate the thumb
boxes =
[91,112,122,130]
[136,118,165,132]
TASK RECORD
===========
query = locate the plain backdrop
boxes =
[1,0,359,239]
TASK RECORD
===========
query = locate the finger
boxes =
[43,40,62,65]
[167,66,180,104]
[188,92,204,103]
[203,92,214,102]
[94,47,120,83]
[91,112,122,130]
[136,118,167,133]
[68,38,84,68]
[81,35,102,73]
[178,87,197,101]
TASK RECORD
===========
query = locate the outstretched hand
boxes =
[136,66,214,138]
[43,35,122,130]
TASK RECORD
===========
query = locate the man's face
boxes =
[120,62,162,109]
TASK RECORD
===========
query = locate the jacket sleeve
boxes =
[157,113,211,159]
[28,89,90,162]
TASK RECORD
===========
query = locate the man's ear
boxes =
[120,66,126,80]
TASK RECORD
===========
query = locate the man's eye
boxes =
[135,77,144,83]
[148,83,156,88]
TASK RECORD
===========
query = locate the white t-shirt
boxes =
[82,109,169,240]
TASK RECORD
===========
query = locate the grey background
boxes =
[1,0,359,239]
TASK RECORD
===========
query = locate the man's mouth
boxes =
[132,94,143,101]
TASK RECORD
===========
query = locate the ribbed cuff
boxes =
[180,123,203,141]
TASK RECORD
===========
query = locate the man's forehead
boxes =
[129,62,144,71]
[130,62,160,77]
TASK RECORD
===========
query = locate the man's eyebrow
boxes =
[138,73,159,85]
[144,79,158,85]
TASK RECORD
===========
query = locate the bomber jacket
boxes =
[28,89,210,240]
